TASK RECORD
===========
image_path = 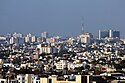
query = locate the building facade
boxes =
[99,29,120,39]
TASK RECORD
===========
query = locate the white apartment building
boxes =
[55,60,68,70]
[32,75,40,83]
[17,74,25,83]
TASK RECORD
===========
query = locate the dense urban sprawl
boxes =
[0,30,125,83]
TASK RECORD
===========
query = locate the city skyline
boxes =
[0,0,125,37]
[0,29,121,39]
[1,1,125,82]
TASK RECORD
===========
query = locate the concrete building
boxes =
[55,60,68,70]
[40,75,92,83]
[37,45,52,54]
[25,74,32,83]
[0,36,6,44]
[12,32,23,38]
[41,32,48,38]
[79,32,93,44]
[10,37,18,44]
[17,74,40,83]
[31,36,37,43]
[98,30,109,39]
[17,74,25,83]
[112,30,120,38]
[25,36,31,43]
[37,44,58,54]
[46,38,57,43]
[0,79,6,83]
[32,75,40,83]
[25,33,36,43]
[99,29,120,39]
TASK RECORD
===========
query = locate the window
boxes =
[12,81,16,83]
[1,81,4,83]
[49,79,52,83]
[68,75,76,81]
[22,77,25,80]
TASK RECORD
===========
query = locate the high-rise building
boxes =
[98,29,120,39]
[13,32,23,38]
[79,32,93,44]
[25,74,32,83]
[25,33,36,43]
[10,37,24,44]
[41,32,48,38]
[112,30,120,38]
[31,36,36,43]
[99,30,109,39]
[109,30,113,38]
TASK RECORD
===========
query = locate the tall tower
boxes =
[81,17,84,34]
[99,30,101,40]
[109,30,113,38]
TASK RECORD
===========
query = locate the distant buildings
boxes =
[99,30,109,39]
[41,32,48,38]
[40,32,49,42]
[55,60,68,70]
[36,44,58,54]
[25,33,37,43]
[40,75,91,83]
[10,37,24,44]
[79,32,93,44]
[0,36,6,44]
[99,30,120,39]
[8,32,24,44]
[17,74,40,83]
[110,30,120,38]
[0,30,125,83]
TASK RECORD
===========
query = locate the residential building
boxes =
[55,60,68,70]
[40,75,92,83]
[17,74,25,83]
[41,32,48,38]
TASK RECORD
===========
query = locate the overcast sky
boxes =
[0,0,125,37]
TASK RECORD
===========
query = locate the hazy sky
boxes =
[0,0,125,37]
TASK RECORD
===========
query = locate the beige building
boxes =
[25,74,32,83]
[46,38,57,43]
[79,32,93,44]
[31,36,36,42]
[25,33,36,43]
[0,59,3,64]
[37,44,58,54]
[40,75,92,83]
[37,44,52,54]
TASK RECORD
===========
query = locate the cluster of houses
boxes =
[0,32,125,83]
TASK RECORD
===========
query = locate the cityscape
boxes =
[1,0,125,83]
[0,29,125,83]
